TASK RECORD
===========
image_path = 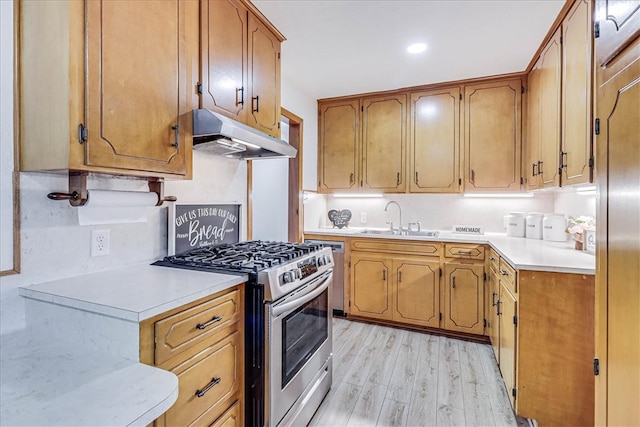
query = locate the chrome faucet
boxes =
[384,201,402,231]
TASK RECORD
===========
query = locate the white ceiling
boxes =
[252,0,565,100]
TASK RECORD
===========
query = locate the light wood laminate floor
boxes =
[309,318,518,427]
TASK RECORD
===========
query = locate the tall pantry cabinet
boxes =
[594,0,640,424]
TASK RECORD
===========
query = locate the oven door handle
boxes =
[272,270,333,318]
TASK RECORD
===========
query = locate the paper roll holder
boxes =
[47,172,177,207]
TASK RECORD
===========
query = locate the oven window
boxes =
[281,288,328,387]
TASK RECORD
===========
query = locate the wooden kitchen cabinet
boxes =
[361,94,407,192]
[408,87,461,193]
[201,0,284,138]
[487,264,501,360]
[318,99,361,192]
[498,282,517,409]
[318,94,406,193]
[561,0,594,186]
[594,24,640,426]
[463,78,523,191]
[20,0,197,178]
[350,252,393,320]
[140,285,244,427]
[350,239,442,327]
[443,262,485,335]
[393,257,440,328]
[526,30,561,190]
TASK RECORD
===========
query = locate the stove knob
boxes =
[318,256,326,266]
[295,268,302,279]
[282,271,296,284]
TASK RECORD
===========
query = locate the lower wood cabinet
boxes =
[140,285,244,427]
[487,265,501,359]
[393,257,440,328]
[498,282,517,409]
[442,262,485,335]
[350,253,393,320]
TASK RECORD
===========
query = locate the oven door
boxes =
[267,270,333,426]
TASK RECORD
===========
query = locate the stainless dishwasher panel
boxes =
[305,240,345,313]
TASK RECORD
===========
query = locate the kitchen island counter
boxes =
[304,228,595,275]
[2,264,247,426]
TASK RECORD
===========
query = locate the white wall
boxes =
[281,78,318,191]
[0,154,247,334]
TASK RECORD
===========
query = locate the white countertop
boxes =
[305,228,595,275]
[3,263,247,426]
[0,329,178,427]
[19,264,248,321]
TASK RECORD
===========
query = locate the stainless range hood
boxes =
[192,109,297,159]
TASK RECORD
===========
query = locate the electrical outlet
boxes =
[361,212,367,224]
[91,229,110,257]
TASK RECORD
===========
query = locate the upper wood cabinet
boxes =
[561,0,594,186]
[318,99,360,192]
[526,31,561,190]
[318,94,406,193]
[463,78,523,192]
[201,0,284,138]
[595,0,640,66]
[361,94,407,192]
[409,87,461,193]
[20,0,197,178]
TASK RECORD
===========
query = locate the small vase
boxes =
[575,240,584,250]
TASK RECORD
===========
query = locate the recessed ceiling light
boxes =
[407,43,427,54]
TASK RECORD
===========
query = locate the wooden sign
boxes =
[168,204,241,255]
[328,209,352,228]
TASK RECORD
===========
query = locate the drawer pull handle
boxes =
[196,316,222,330]
[195,377,221,398]
[500,269,509,276]
[496,300,502,316]
[457,250,473,255]
[491,291,497,306]
[489,256,496,261]
[452,277,456,289]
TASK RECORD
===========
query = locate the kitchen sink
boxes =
[359,229,439,238]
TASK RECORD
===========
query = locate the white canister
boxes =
[543,214,568,241]
[506,212,526,237]
[525,213,544,239]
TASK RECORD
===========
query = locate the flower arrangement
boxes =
[566,216,595,250]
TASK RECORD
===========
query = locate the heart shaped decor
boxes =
[328,209,352,229]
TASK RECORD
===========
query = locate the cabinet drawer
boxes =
[211,401,241,427]
[351,239,441,257]
[164,330,241,427]
[155,288,240,365]
[488,248,500,272]
[445,243,485,260]
[499,258,517,294]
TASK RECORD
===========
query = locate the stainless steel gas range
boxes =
[154,241,334,426]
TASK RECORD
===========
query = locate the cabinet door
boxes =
[526,59,542,190]
[443,262,484,335]
[201,0,248,122]
[539,30,561,188]
[595,37,640,427]
[464,79,522,191]
[85,0,187,175]
[499,283,517,409]
[488,266,501,362]
[561,0,593,186]
[318,100,360,192]
[361,94,407,192]
[595,0,640,66]
[393,258,440,328]
[248,13,281,138]
[409,88,461,193]
[350,253,392,320]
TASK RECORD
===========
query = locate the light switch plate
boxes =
[360,212,367,224]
